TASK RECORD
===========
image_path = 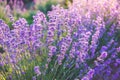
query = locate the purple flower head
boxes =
[116,59,120,64]
[34,66,41,76]
[100,46,108,52]
[33,11,46,24]
[57,54,65,65]
[48,23,56,31]
[32,76,36,80]
[30,24,42,32]
[81,77,89,80]
[10,58,17,64]
[47,30,54,37]
[49,46,56,53]
[0,0,120,79]
[97,51,108,61]
[116,47,120,52]
[8,75,12,80]
[0,61,4,66]
[87,69,95,78]
[0,19,10,33]
[21,71,25,75]
[60,43,67,52]
[75,63,79,68]
[12,18,28,29]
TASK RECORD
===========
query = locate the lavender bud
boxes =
[32,76,36,80]
[116,59,120,64]
[97,51,108,61]
[34,66,41,76]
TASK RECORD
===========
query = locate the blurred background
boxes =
[0,0,73,53]
[0,0,73,26]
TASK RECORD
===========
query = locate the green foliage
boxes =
[0,6,12,27]
[38,0,57,15]
[22,11,36,24]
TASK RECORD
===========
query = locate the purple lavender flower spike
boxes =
[32,76,36,80]
[34,66,41,76]
[116,59,120,64]
[116,47,120,52]
[97,51,108,61]
[81,69,95,80]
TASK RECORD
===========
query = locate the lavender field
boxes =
[0,0,120,80]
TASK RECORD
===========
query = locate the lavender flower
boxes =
[33,11,46,24]
[32,76,36,80]
[116,47,120,52]
[81,69,95,80]
[116,59,120,64]
[97,51,108,61]
[81,77,89,80]
[0,0,120,80]
[34,66,41,76]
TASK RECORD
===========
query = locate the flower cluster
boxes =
[0,0,120,80]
